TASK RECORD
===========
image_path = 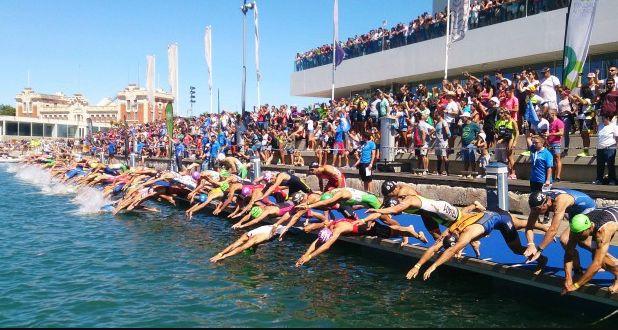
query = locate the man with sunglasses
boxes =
[600,66,618,92]
[524,189,596,265]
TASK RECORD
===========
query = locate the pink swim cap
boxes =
[241,186,253,197]
[192,171,201,181]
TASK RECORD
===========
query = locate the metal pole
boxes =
[242,0,247,116]
[331,0,336,101]
[444,0,451,80]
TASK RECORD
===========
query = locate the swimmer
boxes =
[210,224,287,263]
[562,207,618,294]
[308,162,346,191]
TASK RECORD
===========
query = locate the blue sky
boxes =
[0,0,431,116]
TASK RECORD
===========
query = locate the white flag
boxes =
[204,26,213,91]
[167,43,179,115]
[563,0,598,89]
[146,55,156,121]
[254,2,261,82]
[449,0,470,45]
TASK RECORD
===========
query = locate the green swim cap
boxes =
[219,181,229,192]
[320,193,333,202]
[570,214,592,233]
[220,169,230,178]
[242,246,256,255]
[250,206,263,219]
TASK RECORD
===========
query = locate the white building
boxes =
[290,0,617,98]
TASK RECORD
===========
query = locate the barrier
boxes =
[486,162,510,211]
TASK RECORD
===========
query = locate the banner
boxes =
[167,44,179,115]
[165,103,174,139]
[204,26,213,91]
[253,3,261,82]
[146,55,156,121]
[449,0,470,44]
[563,0,598,89]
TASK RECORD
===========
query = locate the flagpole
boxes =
[331,0,337,102]
[444,0,451,80]
[561,0,572,83]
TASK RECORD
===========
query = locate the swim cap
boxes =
[309,162,319,170]
[528,192,547,208]
[217,153,226,162]
[570,214,592,233]
[291,192,306,205]
[199,193,207,203]
[320,193,333,202]
[220,169,230,178]
[250,206,263,219]
[318,227,333,243]
[444,234,458,248]
[382,197,399,209]
[241,186,253,198]
[381,181,397,197]
[219,182,230,192]
[242,246,256,255]
[121,164,128,171]
[263,171,275,182]
[192,171,201,181]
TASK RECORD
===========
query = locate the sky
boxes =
[0,0,432,116]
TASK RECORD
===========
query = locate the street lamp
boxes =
[240,1,255,117]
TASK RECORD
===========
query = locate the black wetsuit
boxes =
[281,174,312,195]
[587,207,618,238]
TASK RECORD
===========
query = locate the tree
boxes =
[0,104,16,116]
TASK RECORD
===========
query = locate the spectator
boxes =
[433,110,451,176]
[598,78,617,120]
[539,67,561,110]
[460,112,480,177]
[495,108,519,179]
[355,131,377,191]
[547,109,564,181]
[475,132,490,178]
[557,89,575,155]
[529,134,553,192]
[594,115,618,185]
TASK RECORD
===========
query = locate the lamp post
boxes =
[241,0,255,117]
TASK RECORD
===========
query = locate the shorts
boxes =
[435,141,449,158]
[333,142,345,155]
[495,142,509,163]
[549,143,561,155]
[478,154,490,168]
[475,210,518,242]
[579,119,593,133]
[462,145,476,163]
[337,205,357,220]
[415,146,428,157]
[358,163,373,182]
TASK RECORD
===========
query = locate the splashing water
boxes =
[7,164,111,214]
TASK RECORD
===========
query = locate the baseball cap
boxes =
[490,97,500,104]
[460,112,471,118]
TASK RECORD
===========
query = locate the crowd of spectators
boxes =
[295,0,570,71]
[21,65,616,187]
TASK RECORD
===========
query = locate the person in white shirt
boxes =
[539,67,561,110]
[599,66,618,92]
[594,115,618,185]
[444,92,461,155]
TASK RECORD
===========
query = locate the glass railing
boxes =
[294,0,570,72]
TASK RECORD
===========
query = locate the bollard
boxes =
[129,153,136,168]
[379,117,396,162]
[250,157,261,181]
[485,162,509,211]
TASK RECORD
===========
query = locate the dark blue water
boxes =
[0,165,603,327]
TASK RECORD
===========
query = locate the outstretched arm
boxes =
[368,195,418,215]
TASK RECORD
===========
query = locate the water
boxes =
[0,165,604,327]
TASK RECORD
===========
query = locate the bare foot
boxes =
[418,231,428,244]
[609,280,618,294]
[533,255,548,276]
[471,240,481,258]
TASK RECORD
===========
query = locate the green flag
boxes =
[165,103,174,138]
[563,0,598,89]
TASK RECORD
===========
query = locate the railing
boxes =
[294,0,570,72]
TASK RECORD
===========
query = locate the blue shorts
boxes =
[153,180,171,188]
[462,146,476,163]
[113,183,126,195]
[475,210,518,242]
[549,143,561,155]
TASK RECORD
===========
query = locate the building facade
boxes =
[290,0,617,99]
[15,84,174,125]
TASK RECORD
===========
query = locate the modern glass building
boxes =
[290,0,617,99]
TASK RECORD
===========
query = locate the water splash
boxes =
[9,164,111,214]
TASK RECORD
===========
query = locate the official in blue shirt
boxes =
[529,135,553,192]
[355,132,377,191]
[107,141,117,160]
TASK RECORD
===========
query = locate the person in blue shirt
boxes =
[331,118,347,167]
[355,132,377,191]
[107,140,117,162]
[209,135,222,170]
[174,140,186,171]
[529,135,553,192]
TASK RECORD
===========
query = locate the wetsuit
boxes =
[281,174,312,195]
[587,207,618,239]
[545,189,596,219]
[472,210,519,242]
[332,188,382,209]
[233,158,248,179]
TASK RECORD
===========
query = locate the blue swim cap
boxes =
[199,194,207,203]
